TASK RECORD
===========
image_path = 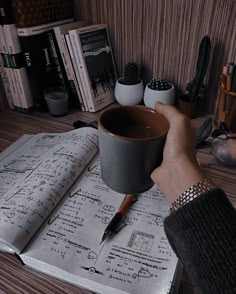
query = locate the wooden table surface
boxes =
[0,108,235,294]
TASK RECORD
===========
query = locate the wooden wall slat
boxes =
[74,0,236,113]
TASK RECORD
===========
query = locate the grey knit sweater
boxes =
[164,189,236,294]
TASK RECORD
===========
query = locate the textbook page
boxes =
[0,128,98,254]
[21,156,178,294]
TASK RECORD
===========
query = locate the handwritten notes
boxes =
[22,156,177,294]
[0,128,98,253]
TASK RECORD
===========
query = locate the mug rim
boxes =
[98,105,169,142]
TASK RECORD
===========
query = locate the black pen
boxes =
[100,194,137,244]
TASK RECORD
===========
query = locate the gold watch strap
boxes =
[170,178,216,213]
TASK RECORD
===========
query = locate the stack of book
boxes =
[0,0,117,112]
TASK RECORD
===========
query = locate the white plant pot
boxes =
[144,82,175,109]
[114,78,144,105]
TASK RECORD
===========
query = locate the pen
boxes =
[100,194,137,244]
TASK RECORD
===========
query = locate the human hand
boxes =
[151,103,204,204]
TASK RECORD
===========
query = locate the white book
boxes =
[3,24,33,109]
[0,127,179,294]
[65,33,89,111]
[53,20,88,111]
[17,18,74,37]
[0,42,14,109]
[0,25,21,108]
[69,24,117,112]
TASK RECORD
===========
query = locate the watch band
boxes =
[170,178,216,213]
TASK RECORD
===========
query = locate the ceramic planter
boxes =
[114,78,144,105]
[143,82,175,109]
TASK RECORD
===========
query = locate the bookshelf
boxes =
[74,0,236,114]
[0,0,236,115]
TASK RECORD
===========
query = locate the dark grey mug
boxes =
[98,105,169,194]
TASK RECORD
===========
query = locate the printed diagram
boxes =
[128,230,154,253]
[133,267,153,280]
[87,251,97,260]
[103,205,115,212]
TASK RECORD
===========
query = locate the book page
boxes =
[0,127,98,254]
[21,156,178,294]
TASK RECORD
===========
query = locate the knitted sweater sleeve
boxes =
[164,189,236,294]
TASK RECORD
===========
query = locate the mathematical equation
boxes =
[22,156,176,294]
[0,128,98,251]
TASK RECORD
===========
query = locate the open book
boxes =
[0,127,180,294]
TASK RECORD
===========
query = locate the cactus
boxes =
[186,35,211,101]
[121,63,140,85]
[148,78,172,91]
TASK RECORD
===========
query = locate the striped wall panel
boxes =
[74,0,236,113]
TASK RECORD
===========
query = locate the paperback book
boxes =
[3,23,33,109]
[69,24,117,112]
[53,20,88,111]
[0,38,13,109]
[17,18,73,111]
[0,24,20,108]
[65,32,89,111]
[0,127,180,294]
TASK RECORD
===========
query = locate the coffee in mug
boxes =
[98,105,169,194]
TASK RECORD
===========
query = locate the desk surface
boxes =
[0,109,235,294]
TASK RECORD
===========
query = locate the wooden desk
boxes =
[0,109,235,294]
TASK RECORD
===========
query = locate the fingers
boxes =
[155,102,185,123]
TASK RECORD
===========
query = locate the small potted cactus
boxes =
[115,62,144,105]
[143,78,175,109]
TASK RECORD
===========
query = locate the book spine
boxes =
[65,33,89,111]
[54,27,85,111]
[3,24,33,109]
[48,29,83,109]
[69,30,95,112]
[0,42,14,109]
[47,31,66,88]
[0,25,21,108]
[0,58,10,110]
[16,18,74,37]
[18,31,59,111]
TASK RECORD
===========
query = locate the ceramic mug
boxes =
[98,105,169,194]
